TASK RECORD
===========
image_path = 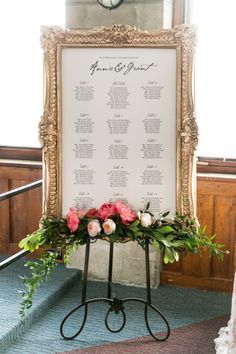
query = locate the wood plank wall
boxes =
[0,162,42,254]
[0,158,235,291]
[161,176,236,292]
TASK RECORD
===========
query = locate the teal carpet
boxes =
[0,255,81,353]
[1,274,231,354]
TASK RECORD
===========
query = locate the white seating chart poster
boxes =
[61,47,177,217]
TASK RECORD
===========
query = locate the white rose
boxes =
[140,212,152,227]
[87,220,101,237]
[102,219,116,235]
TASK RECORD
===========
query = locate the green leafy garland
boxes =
[18,202,227,317]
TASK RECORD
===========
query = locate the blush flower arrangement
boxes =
[18,201,226,316]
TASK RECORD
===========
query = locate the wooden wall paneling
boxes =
[160,272,232,292]
[0,164,42,254]
[161,176,236,292]
[9,179,30,246]
[196,193,214,278]
[212,195,236,280]
[26,188,42,236]
[0,146,42,161]
[160,265,182,286]
[161,258,182,274]
[197,194,214,235]
[0,178,10,253]
[197,178,236,197]
[161,192,214,283]
[180,253,209,278]
[0,165,42,180]
[181,193,215,278]
[198,178,236,282]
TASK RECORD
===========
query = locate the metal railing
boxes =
[0,179,42,202]
[0,179,42,271]
[0,249,30,271]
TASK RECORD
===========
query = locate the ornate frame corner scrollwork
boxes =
[39,24,197,218]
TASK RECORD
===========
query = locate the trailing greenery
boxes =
[19,250,59,317]
[18,202,227,317]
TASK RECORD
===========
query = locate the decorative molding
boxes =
[40,24,197,217]
[40,24,195,48]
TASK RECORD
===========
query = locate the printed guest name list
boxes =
[61,48,176,217]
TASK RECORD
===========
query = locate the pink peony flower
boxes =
[97,203,116,220]
[85,208,98,218]
[115,201,136,225]
[87,220,101,237]
[77,208,85,218]
[102,219,116,235]
[66,207,80,233]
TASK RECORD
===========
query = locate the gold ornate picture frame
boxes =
[40,25,198,218]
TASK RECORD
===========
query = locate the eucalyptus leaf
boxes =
[129,220,140,228]
[158,226,174,234]
[161,239,172,247]
[172,240,185,248]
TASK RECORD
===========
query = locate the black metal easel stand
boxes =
[60,238,170,341]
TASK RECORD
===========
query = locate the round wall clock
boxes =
[97,0,124,10]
